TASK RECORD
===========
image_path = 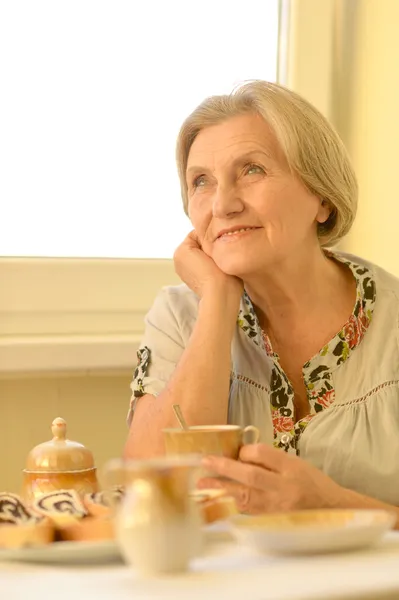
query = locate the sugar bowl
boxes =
[22,417,99,502]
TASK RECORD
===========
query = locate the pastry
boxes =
[30,489,117,543]
[0,517,54,549]
[0,493,54,548]
[0,489,118,547]
[31,489,87,519]
[191,489,238,524]
[57,516,115,542]
[83,486,125,517]
[0,492,36,524]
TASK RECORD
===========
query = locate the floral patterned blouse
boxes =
[243,253,376,455]
[129,253,399,506]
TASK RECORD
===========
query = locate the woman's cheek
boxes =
[193,228,211,253]
[188,203,214,254]
[201,240,214,257]
[188,205,202,231]
[192,226,213,257]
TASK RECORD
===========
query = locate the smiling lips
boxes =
[216,226,261,240]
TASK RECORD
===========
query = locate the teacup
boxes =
[162,424,260,477]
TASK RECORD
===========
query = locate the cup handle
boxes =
[242,425,260,445]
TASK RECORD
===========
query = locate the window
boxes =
[0,0,279,259]
[2,0,337,373]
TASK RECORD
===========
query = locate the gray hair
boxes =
[176,80,357,247]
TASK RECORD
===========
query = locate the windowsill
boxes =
[0,257,180,376]
[0,334,140,376]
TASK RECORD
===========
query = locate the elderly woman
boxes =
[124,81,399,523]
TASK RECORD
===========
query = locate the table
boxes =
[3,532,399,600]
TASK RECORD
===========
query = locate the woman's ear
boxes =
[316,198,332,225]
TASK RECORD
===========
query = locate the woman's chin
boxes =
[214,257,257,279]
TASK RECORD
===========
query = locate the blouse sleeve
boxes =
[127,287,186,427]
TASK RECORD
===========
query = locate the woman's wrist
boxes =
[324,484,354,509]
[328,484,398,520]
[200,283,241,315]
[202,277,242,303]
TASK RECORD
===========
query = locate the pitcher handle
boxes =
[243,425,260,445]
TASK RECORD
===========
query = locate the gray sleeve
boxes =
[127,287,186,426]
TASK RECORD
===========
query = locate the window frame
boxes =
[0,0,336,375]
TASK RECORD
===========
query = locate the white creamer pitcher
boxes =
[104,455,203,575]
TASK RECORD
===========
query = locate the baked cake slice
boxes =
[31,489,87,520]
[190,489,238,524]
[0,492,37,524]
[83,486,125,517]
[86,486,125,507]
[0,493,53,548]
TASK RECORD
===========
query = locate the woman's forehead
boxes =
[187,114,282,172]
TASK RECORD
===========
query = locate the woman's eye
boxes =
[245,163,264,175]
[193,175,207,188]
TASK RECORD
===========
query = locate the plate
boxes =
[0,539,122,565]
[0,523,231,565]
[229,509,396,556]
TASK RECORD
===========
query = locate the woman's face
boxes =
[186,113,329,278]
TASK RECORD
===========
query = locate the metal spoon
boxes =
[172,404,189,430]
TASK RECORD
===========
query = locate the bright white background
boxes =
[0,0,279,258]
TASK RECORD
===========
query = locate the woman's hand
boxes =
[198,443,346,514]
[174,231,243,299]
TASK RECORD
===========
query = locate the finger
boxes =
[197,477,225,491]
[202,455,278,491]
[198,476,268,515]
[239,443,295,473]
[186,230,201,247]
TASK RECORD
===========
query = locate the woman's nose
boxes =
[212,184,244,218]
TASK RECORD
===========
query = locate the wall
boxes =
[332,0,399,275]
[0,372,131,493]
[0,259,179,492]
[285,0,399,274]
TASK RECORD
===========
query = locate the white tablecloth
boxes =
[3,533,399,600]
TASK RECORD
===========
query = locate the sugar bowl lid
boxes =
[24,417,95,473]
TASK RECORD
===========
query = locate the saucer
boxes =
[228,509,396,555]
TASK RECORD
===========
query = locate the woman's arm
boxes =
[334,488,399,527]
[124,286,240,459]
[124,231,243,460]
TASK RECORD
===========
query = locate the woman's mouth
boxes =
[216,227,261,241]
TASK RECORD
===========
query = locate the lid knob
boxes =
[51,417,67,441]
